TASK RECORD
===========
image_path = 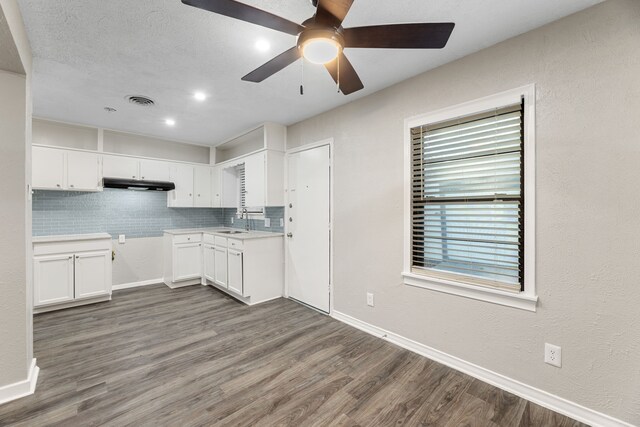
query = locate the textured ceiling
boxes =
[18,0,602,146]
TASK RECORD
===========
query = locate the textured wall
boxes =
[286,1,640,423]
[0,69,28,385]
[32,189,225,238]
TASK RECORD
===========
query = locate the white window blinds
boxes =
[411,101,524,291]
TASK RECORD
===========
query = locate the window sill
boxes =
[402,272,538,312]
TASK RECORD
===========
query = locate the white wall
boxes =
[111,237,163,286]
[0,0,32,390]
[32,118,211,164]
[287,0,640,424]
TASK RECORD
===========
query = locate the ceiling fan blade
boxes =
[242,46,301,82]
[324,52,364,95]
[343,23,455,48]
[182,0,304,36]
[314,0,354,28]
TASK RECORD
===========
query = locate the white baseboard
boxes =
[332,311,633,427]
[112,278,163,291]
[0,359,39,406]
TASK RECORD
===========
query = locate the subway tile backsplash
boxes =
[33,190,284,238]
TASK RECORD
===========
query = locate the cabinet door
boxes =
[168,165,194,207]
[67,151,101,191]
[32,146,65,190]
[75,251,111,299]
[173,243,202,282]
[244,152,266,207]
[221,165,239,208]
[214,246,228,288]
[227,249,244,296]
[33,254,75,307]
[194,166,212,207]
[139,159,170,182]
[203,244,216,282]
[211,166,221,208]
[103,155,139,180]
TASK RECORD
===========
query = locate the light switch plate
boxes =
[264,218,271,228]
[118,234,126,244]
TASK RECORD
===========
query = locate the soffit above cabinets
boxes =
[18,0,602,145]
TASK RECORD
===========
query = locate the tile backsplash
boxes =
[33,189,284,238]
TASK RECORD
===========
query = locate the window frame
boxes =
[403,85,537,312]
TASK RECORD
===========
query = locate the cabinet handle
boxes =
[132,176,136,178]
[189,193,192,197]
[56,184,61,188]
[141,176,145,179]
[70,184,75,188]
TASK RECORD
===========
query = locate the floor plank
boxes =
[0,284,589,426]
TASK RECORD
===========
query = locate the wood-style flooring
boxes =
[0,285,587,426]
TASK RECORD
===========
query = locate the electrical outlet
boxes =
[231,217,234,224]
[280,218,284,227]
[118,234,126,244]
[544,343,562,367]
[366,292,374,307]
[264,218,271,228]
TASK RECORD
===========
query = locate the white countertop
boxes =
[163,227,283,240]
[33,232,112,243]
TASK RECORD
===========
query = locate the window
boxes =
[403,86,537,311]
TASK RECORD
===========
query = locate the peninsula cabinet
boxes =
[33,234,112,313]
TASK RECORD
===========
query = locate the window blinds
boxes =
[411,102,524,290]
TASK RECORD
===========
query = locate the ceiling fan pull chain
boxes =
[302,59,305,95]
[337,54,341,93]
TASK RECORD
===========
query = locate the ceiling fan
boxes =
[182,0,455,95]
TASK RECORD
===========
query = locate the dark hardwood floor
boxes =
[0,285,587,426]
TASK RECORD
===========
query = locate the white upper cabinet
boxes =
[244,152,266,208]
[168,164,195,207]
[67,151,100,191]
[33,146,65,190]
[211,166,222,208]
[139,159,170,182]
[103,154,139,180]
[32,146,101,191]
[194,166,212,207]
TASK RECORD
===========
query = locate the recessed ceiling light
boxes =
[165,118,176,126]
[255,39,270,52]
[194,91,207,101]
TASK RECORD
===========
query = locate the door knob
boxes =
[287,232,293,238]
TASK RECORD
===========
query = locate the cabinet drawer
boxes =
[173,234,202,244]
[203,233,216,245]
[228,238,243,251]
[214,236,228,247]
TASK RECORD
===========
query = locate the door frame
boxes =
[284,138,334,314]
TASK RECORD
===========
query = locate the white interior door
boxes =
[286,144,330,313]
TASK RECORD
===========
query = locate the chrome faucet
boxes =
[242,208,250,231]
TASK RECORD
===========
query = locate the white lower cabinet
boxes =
[173,243,202,281]
[75,251,112,299]
[33,234,112,312]
[33,254,75,306]
[203,244,216,282]
[214,246,228,288]
[227,248,243,295]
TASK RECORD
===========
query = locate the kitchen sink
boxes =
[217,230,247,234]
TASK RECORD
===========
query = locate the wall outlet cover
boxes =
[280,218,284,227]
[544,343,562,368]
[367,292,374,307]
[118,234,126,244]
[231,217,234,224]
[264,218,271,228]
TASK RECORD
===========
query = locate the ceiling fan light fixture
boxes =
[301,37,341,64]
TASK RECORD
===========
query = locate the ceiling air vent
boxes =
[126,95,155,107]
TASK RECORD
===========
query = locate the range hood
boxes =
[103,177,175,192]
